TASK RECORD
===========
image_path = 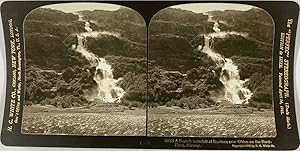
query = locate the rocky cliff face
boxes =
[149,8,273,67]
[25,8,146,71]
[25,6,274,109]
[148,7,274,109]
[79,8,146,44]
[25,7,147,107]
[209,8,274,44]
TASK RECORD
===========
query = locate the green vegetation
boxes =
[148,106,276,137]
[25,7,274,110]
[25,8,146,108]
[25,65,95,108]
[80,8,146,44]
[148,7,274,109]
[22,105,146,135]
[209,8,274,43]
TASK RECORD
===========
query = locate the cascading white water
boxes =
[73,12,125,103]
[199,13,252,104]
[213,22,221,33]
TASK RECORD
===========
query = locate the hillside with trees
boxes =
[148,7,274,109]
[25,8,147,108]
[25,7,274,110]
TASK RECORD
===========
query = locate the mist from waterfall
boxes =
[73,12,125,103]
[199,13,252,104]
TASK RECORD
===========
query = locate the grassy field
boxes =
[148,106,276,137]
[21,105,146,136]
[22,104,276,137]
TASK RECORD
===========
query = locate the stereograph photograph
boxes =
[21,3,147,136]
[147,3,276,137]
[21,2,277,138]
[1,0,300,149]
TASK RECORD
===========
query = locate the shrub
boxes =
[249,101,272,109]
[120,99,131,106]
[131,101,143,107]
[63,101,72,108]
[40,99,47,106]
[251,92,272,104]
[149,102,158,108]
[172,96,215,109]
[165,101,172,107]
[187,102,197,110]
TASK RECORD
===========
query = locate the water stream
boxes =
[199,14,252,104]
[73,12,125,103]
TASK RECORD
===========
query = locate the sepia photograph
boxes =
[148,3,276,137]
[21,3,147,136]
[2,0,300,149]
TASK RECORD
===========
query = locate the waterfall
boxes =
[213,21,221,33]
[73,12,125,103]
[199,14,252,104]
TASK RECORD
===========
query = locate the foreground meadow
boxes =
[22,105,146,136]
[148,106,276,137]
